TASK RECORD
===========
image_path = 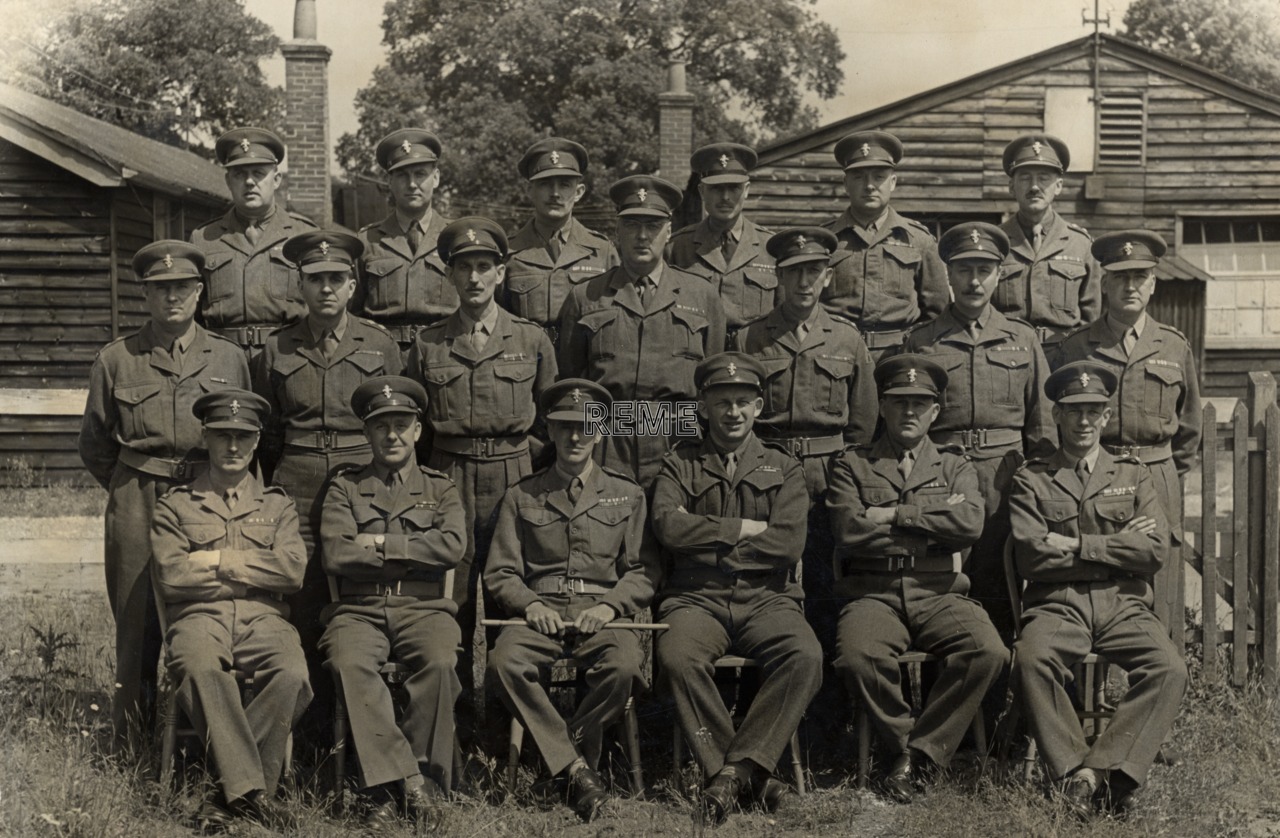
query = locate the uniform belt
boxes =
[837,554,957,575]
[284,429,370,451]
[1104,441,1173,463]
[392,323,427,344]
[214,325,276,347]
[340,578,446,598]
[530,577,614,595]
[862,328,908,350]
[933,428,1022,451]
[1035,325,1074,346]
[759,432,844,458]
[118,447,206,480]
[433,435,528,458]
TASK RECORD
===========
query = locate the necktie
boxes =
[567,476,583,505]
[967,320,980,342]
[638,277,651,307]
[223,487,238,512]
[1031,223,1044,253]
[245,221,261,246]
[898,450,914,482]
[321,329,338,360]
[720,231,735,264]
[407,221,422,254]
[547,233,562,263]
[386,470,401,491]
[723,452,737,479]
[1075,458,1090,490]
[471,322,488,352]
[1123,327,1139,356]
[795,320,810,344]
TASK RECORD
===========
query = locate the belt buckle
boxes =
[561,577,586,595]
[1114,444,1135,457]
[789,438,805,458]
[174,460,191,480]
[479,437,495,457]
[890,556,912,572]
[322,430,335,450]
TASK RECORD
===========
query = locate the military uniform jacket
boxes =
[903,306,1055,459]
[407,307,557,441]
[252,317,401,463]
[996,211,1102,334]
[735,307,876,446]
[485,464,659,618]
[356,211,455,329]
[557,264,727,402]
[827,437,984,563]
[1051,316,1202,477]
[667,217,778,331]
[152,472,307,603]
[651,434,808,597]
[320,463,466,593]
[502,217,618,329]
[189,208,317,330]
[78,323,251,488]
[1009,449,1167,586]
[821,205,948,336]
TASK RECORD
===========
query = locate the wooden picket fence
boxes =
[1180,371,1280,688]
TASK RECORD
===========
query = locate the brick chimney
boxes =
[658,60,695,188]
[281,0,332,225]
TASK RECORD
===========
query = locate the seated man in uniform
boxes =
[1010,361,1188,816]
[485,379,660,822]
[150,390,310,832]
[826,354,1006,802]
[318,376,467,827]
[652,352,823,824]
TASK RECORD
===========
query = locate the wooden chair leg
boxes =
[506,716,524,792]
[788,730,805,795]
[1022,735,1038,783]
[672,725,685,789]
[333,696,349,812]
[855,704,871,790]
[159,695,177,789]
[971,710,988,777]
[281,732,294,790]
[621,696,644,796]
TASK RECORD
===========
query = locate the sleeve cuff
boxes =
[894,504,921,529]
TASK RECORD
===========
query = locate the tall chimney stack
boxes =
[281,0,332,225]
[658,60,695,189]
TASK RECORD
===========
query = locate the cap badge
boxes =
[318,240,330,255]
[382,385,393,399]
[571,388,583,403]
[466,228,477,243]
[549,150,560,165]
[163,253,174,269]
[718,153,730,168]
[858,143,871,157]
[239,138,251,153]
[906,368,918,384]
[637,188,648,203]
[400,140,413,155]
[230,399,240,415]
[727,362,737,376]
[794,234,807,248]
[1122,242,1134,256]
[1079,372,1091,388]
[1031,140,1043,157]
[969,229,981,244]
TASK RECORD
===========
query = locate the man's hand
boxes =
[739,519,769,540]
[1044,532,1081,553]
[574,604,617,635]
[865,506,896,525]
[525,602,566,636]
[1122,515,1158,535]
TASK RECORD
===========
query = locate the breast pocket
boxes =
[421,364,468,421]
[813,355,854,415]
[882,244,922,295]
[363,257,405,312]
[266,246,298,303]
[735,266,779,323]
[401,504,438,532]
[240,525,277,549]
[585,505,631,561]
[739,467,785,520]
[113,381,164,440]
[935,353,969,413]
[492,361,538,417]
[862,486,898,508]
[1040,500,1079,534]
[1047,260,1087,314]
[504,267,548,323]
[670,308,710,360]
[202,251,238,304]
[183,523,226,550]
[995,262,1026,312]
[519,505,568,563]
[579,308,621,361]
[760,356,793,415]
[986,348,1031,406]
[1093,498,1137,533]
[1142,364,1183,419]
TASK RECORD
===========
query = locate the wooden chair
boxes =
[670,655,807,795]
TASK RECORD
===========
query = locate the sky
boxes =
[245,0,1137,169]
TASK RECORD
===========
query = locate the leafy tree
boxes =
[3,0,282,153]
[338,0,844,209]
[1122,0,1280,96]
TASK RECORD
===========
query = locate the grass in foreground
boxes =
[3,591,1279,837]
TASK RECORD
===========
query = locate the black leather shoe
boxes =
[567,766,609,823]
[702,768,743,825]
[752,775,796,813]
[363,798,400,830]
[1062,771,1098,820]
[406,780,446,831]
[884,752,915,804]
[194,794,235,834]
[238,793,296,831]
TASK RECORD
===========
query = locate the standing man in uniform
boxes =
[486,379,660,823]
[996,134,1102,351]
[1010,361,1186,817]
[190,128,317,354]
[406,216,557,714]
[79,241,250,742]
[668,142,778,346]
[357,129,455,356]
[1051,230,1201,627]
[503,138,617,345]
[902,221,1054,641]
[822,131,948,361]
[151,389,310,832]
[652,353,823,824]
[558,175,727,487]
[319,377,466,826]
[827,354,1006,802]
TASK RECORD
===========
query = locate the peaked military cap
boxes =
[695,352,766,393]
[691,142,757,185]
[939,222,1010,263]
[133,240,205,281]
[352,376,428,421]
[542,378,611,423]
[834,131,903,170]
[376,128,442,172]
[1092,230,1166,272]
[875,353,947,398]
[609,175,683,219]
[194,389,269,431]
[438,217,508,263]
[1045,361,1117,404]
[215,128,285,168]
[519,137,588,181]
[767,227,838,268]
[282,230,363,275]
[1003,133,1070,175]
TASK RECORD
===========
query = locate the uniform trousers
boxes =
[489,610,645,776]
[104,464,181,735]
[1012,578,1187,785]
[964,450,1022,640]
[319,596,461,790]
[657,584,823,777]
[833,572,1007,767]
[166,598,312,801]
[1146,458,1183,628]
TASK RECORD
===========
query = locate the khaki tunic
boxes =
[667,216,778,341]
[996,210,1103,345]
[503,217,617,341]
[356,211,455,348]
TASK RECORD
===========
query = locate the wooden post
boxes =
[1265,402,1280,688]
[1202,401,1218,684]
[1233,400,1250,687]
[1249,372,1277,681]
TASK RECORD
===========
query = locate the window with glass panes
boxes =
[1181,217,1280,341]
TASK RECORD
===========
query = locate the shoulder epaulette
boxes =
[1155,321,1188,341]
[507,312,540,327]
[418,464,454,481]
[353,316,393,336]
[263,484,291,498]
[739,311,771,330]
[599,465,642,488]
[420,319,449,335]
[757,438,793,458]
[288,210,319,228]
[1004,314,1035,330]
[357,221,378,235]
[902,216,934,236]
[1060,322,1090,342]
[517,465,554,485]
[331,463,365,479]
[937,443,968,457]
[204,329,244,346]
[1064,220,1092,239]
[669,223,699,240]
[265,322,294,337]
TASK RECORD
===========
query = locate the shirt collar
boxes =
[553,458,595,488]
[1104,311,1147,340]
[1070,447,1102,474]
[307,312,349,344]
[457,305,500,335]
[395,207,433,236]
[373,458,417,486]
[234,205,276,229]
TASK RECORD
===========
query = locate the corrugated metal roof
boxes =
[0,82,229,205]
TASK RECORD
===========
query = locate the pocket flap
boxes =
[346,350,387,374]
[670,307,709,333]
[518,506,560,527]
[987,349,1030,370]
[184,523,225,546]
[586,505,632,526]
[1048,260,1087,280]
[203,251,234,271]
[743,267,779,290]
[505,271,543,295]
[424,365,466,387]
[364,257,402,278]
[114,382,161,405]
[1041,500,1078,523]
[863,487,898,506]
[402,505,437,529]
[1094,499,1136,523]
[1145,364,1183,385]
[494,362,537,383]
[883,244,922,267]
[740,467,785,491]
[813,355,854,380]
[579,308,619,335]
[241,525,276,547]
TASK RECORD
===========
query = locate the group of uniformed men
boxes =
[77,122,1197,831]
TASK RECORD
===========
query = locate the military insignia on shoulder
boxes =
[1100,486,1136,496]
